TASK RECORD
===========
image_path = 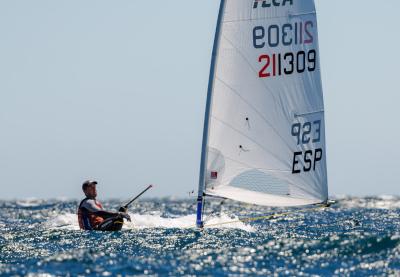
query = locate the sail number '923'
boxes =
[291,121,323,174]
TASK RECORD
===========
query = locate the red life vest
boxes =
[77,198,104,230]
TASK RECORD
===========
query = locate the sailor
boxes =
[77,180,131,231]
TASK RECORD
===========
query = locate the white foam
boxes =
[16,198,45,208]
[46,212,254,232]
[378,195,398,201]
[202,213,255,232]
[46,213,80,230]
[125,212,194,229]
[340,197,400,209]
[126,212,254,231]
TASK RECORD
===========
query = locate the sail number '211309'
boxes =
[253,21,317,78]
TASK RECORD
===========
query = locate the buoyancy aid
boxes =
[77,198,105,230]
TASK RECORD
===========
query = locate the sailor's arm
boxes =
[95,211,131,221]
[94,210,119,218]
[82,200,130,221]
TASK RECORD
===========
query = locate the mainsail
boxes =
[197,0,328,227]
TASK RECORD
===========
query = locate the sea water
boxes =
[0,197,399,276]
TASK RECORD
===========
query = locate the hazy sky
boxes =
[0,0,399,199]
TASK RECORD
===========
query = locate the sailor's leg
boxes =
[97,216,124,231]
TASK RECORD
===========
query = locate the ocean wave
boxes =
[1,198,399,276]
[16,198,46,208]
[338,196,400,209]
[45,212,254,232]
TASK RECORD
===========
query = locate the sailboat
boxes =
[196,0,328,228]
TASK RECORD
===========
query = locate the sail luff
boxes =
[196,0,227,228]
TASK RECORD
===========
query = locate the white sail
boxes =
[202,0,328,207]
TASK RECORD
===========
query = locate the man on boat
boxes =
[77,180,131,231]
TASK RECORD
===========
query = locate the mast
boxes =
[196,0,226,228]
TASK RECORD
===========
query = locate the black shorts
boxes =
[96,216,124,231]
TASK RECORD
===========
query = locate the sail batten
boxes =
[197,0,328,225]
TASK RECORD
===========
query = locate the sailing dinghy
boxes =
[196,0,328,228]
